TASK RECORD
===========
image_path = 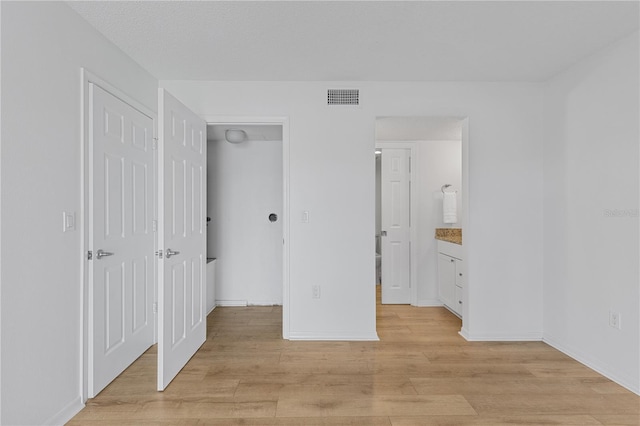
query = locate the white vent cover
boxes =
[327,89,359,106]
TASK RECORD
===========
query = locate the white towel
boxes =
[443,192,457,224]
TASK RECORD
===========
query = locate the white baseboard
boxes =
[214,300,283,307]
[288,331,380,341]
[459,327,471,340]
[248,300,282,306]
[416,299,443,307]
[461,330,543,341]
[207,305,216,315]
[44,396,84,426]
[544,335,640,395]
[215,300,248,307]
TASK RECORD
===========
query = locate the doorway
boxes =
[204,118,290,338]
[375,117,465,309]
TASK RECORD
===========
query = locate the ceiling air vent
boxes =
[327,89,359,106]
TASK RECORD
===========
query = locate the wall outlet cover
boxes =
[609,311,622,330]
[312,285,321,299]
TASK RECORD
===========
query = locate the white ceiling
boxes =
[67,1,639,82]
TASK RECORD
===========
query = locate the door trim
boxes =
[80,68,157,402]
[375,142,418,306]
[459,118,470,337]
[203,116,291,339]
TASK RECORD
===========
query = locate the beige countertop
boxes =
[434,228,462,245]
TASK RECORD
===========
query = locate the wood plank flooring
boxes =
[68,288,640,425]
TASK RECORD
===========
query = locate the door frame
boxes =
[375,142,418,306]
[80,68,158,402]
[203,116,291,339]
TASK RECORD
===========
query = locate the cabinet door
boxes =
[454,285,463,316]
[455,259,464,288]
[438,253,456,308]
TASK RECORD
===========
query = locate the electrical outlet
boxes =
[312,285,321,299]
[609,311,622,330]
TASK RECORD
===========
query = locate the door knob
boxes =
[165,248,180,259]
[381,231,387,237]
[96,249,114,260]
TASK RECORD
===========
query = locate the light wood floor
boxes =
[69,288,639,425]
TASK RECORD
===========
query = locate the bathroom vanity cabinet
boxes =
[437,241,463,317]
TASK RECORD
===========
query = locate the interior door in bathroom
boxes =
[380,148,411,304]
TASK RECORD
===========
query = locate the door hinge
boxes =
[152,220,157,232]
[87,250,93,260]
[153,302,158,314]
[155,249,163,259]
[152,138,158,150]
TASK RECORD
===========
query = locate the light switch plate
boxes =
[63,211,75,232]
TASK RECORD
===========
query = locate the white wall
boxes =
[416,140,462,305]
[419,141,463,229]
[543,32,640,393]
[161,80,544,341]
[0,3,158,424]
[375,155,381,239]
[208,137,283,305]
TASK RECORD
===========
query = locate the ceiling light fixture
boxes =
[225,129,247,144]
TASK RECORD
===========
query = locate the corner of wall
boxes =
[541,30,640,394]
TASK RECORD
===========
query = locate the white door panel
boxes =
[89,83,154,397]
[157,88,207,391]
[381,149,411,304]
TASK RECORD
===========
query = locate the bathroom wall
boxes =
[543,31,639,393]
[207,137,283,305]
[416,140,462,305]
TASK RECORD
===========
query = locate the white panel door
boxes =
[381,149,411,304]
[89,83,154,397]
[157,89,207,391]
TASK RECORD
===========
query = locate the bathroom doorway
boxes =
[375,117,465,307]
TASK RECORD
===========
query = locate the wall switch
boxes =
[609,311,622,330]
[62,211,75,232]
[302,211,309,223]
[312,285,321,299]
